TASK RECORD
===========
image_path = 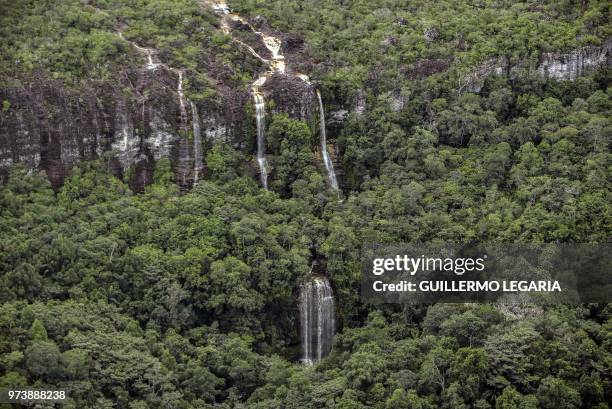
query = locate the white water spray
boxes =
[299,277,336,364]
[253,92,268,189]
[146,53,159,70]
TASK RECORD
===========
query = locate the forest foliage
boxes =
[0,0,611,408]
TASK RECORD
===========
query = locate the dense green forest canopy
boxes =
[0,0,611,408]
[232,0,610,96]
[0,0,260,98]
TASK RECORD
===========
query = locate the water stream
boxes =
[191,101,203,185]
[316,90,339,191]
[177,70,188,122]
[210,1,307,190]
[253,92,268,189]
[119,2,338,363]
[299,277,336,363]
[118,33,202,186]
[120,4,340,192]
[207,4,338,361]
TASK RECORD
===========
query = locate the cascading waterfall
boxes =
[177,70,187,121]
[253,91,268,189]
[118,32,204,187]
[316,90,339,191]
[210,1,230,14]
[247,29,285,190]
[124,1,340,365]
[190,101,202,185]
[209,2,302,190]
[260,34,285,73]
[299,277,336,364]
[145,52,158,70]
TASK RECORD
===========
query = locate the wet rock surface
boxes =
[0,2,333,191]
[263,74,316,120]
[0,65,241,191]
[461,38,611,92]
[4,1,605,193]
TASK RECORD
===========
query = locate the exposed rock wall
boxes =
[263,74,316,120]
[0,65,242,191]
[461,38,611,93]
[0,46,319,193]
[538,40,611,80]
[1,81,119,187]
[1,2,342,192]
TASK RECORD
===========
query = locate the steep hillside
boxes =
[0,1,610,408]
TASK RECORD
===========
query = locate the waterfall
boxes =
[210,1,230,14]
[118,32,159,70]
[146,52,159,70]
[177,70,187,121]
[299,277,336,364]
[210,3,332,190]
[210,3,319,190]
[259,34,285,73]
[190,101,202,185]
[117,31,202,188]
[316,90,339,191]
[253,92,268,189]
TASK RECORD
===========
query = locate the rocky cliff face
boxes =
[0,4,329,192]
[461,38,611,93]
[538,40,611,80]
[1,80,127,188]
[0,62,250,191]
[263,74,316,120]
[6,2,604,193]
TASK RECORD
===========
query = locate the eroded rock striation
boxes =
[460,38,611,93]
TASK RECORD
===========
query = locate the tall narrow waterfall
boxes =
[190,101,202,185]
[316,90,339,191]
[299,277,336,364]
[177,70,187,121]
[253,92,268,189]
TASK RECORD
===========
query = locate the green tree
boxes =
[495,387,537,409]
[536,377,581,409]
[30,318,48,341]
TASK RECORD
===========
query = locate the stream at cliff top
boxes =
[209,1,338,193]
[218,6,288,190]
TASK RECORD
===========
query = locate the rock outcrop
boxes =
[0,63,243,191]
[460,38,611,93]
[538,40,611,80]
[263,74,316,120]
